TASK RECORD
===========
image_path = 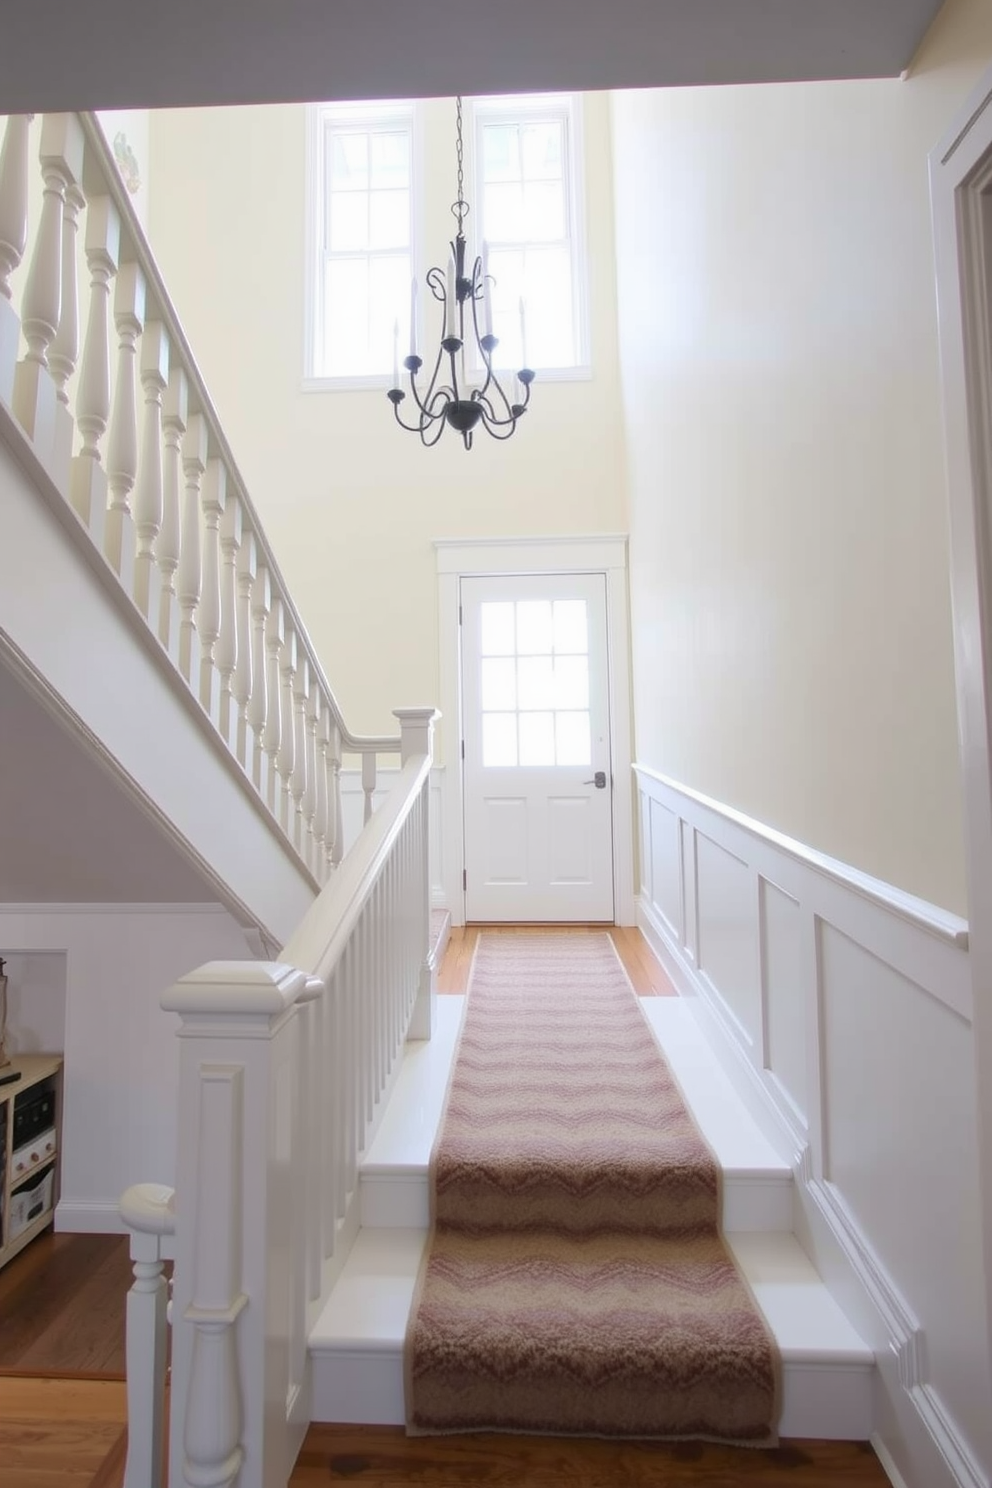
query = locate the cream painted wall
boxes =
[612,0,992,915]
[147,95,626,760]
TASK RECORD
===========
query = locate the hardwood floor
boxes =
[0,930,890,1487]
[438,924,678,997]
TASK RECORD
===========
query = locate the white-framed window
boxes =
[304,100,419,386]
[469,93,588,377]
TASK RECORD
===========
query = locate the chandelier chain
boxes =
[454,95,467,233]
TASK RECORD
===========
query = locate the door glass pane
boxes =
[556,711,591,766]
[553,599,587,655]
[519,711,555,765]
[482,658,516,711]
[481,602,515,656]
[516,600,553,655]
[554,655,588,710]
[518,655,554,711]
[483,713,518,767]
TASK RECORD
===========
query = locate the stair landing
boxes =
[310,995,874,1441]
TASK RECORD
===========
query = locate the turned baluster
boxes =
[362,751,377,825]
[291,657,309,855]
[303,685,319,875]
[0,113,34,404]
[198,459,227,722]
[217,494,242,748]
[330,723,344,868]
[277,631,298,838]
[312,696,330,884]
[133,320,169,624]
[233,530,257,774]
[105,259,146,588]
[157,366,187,658]
[261,598,285,818]
[119,1183,174,1488]
[177,413,207,687]
[14,113,84,473]
[47,181,82,406]
[250,566,272,798]
[70,194,119,545]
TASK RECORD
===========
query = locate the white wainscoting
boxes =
[339,765,446,909]
[634,766,991,1488]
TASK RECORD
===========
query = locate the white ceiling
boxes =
[0,0,944,114]
[0,660,217,905]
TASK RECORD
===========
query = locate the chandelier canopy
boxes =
[387,96,535,450]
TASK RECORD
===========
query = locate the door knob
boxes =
[583,771,607,789]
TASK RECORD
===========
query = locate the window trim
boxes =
[467,91,591,380]
[303,98,424,391]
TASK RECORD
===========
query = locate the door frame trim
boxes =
[435,535,634,927]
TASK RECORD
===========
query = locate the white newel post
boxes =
[217,494,243,749]
[105,258,146,589]
[233,529,258,774]
[394,708,439,1040]
[14,113,84,479]
[262,597,285,818]
[133,320,169,624]
[199,458,226,723]
[250,565,272,798]
[0,112,34,406]
[71,193,119,546]
[277,630,297,838]
[178,413,207,687]
[119,1182,175,1488]
[291,657,309,856]
[158,366,188,659]
[163,961,312,1488]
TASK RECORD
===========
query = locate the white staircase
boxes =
[309,993,875,1441]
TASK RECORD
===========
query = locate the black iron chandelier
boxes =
[387,96,534,450]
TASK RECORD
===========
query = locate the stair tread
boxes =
[363,998,466,1173]
[310,1227,873,1366]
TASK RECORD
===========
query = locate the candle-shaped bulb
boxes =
[409,277,418,358]
[482,241,493,339]
[392,318,399,388]
[518,295,528,370]
[445,252,456,340]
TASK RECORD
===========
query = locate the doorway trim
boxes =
[435,535,634,927]
[931,61,992,1374]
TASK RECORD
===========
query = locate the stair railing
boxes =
[120,707,438,1488]
[0,110,398,882]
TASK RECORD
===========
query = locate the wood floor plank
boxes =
[292,1425,891,1486]
[438,925,674,999]
[0,1234,129,1376]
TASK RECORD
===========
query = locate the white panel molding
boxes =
[635,765,985,1488]
[0,902,237,918]
[435,535,634,926]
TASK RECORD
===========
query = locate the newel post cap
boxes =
[161,960,311,1018]
[393,706,441,765]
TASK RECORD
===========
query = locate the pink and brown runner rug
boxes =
[405,931,779,1442]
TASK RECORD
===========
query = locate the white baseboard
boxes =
[55,1198,127,1234]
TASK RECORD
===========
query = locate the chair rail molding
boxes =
[434,534,634,926]
[633,765,985,1488]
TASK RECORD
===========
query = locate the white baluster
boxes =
[70,194,119,546]
[0,113,34,405]
[262,597,284,817]
[303,684,319,875]
[13,113,84,474]
[133,320,169,623]
[119,1183,174,1488]
[217,493,242,748]
[199,458,226,722]
[277,630,298,837]
[330,723,344,868]
[312,696,330,884]
[178,413,207,687]
[105,259,146,588]
[233,529,257,774]
[250,565,272,797]
[362,751,377,825]
[157,365,187,658]
[291,656,309,855]
[48,181,82,405]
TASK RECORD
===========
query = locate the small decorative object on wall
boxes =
[0,958,16,1085]
[388,96,534,450]
[113,131,141,195]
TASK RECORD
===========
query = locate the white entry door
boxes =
[461,573,615,921]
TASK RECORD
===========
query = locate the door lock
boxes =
[583,771,607,789]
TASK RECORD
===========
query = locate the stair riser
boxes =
[360,1173,794,1233]
[309,1351,874,1441]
